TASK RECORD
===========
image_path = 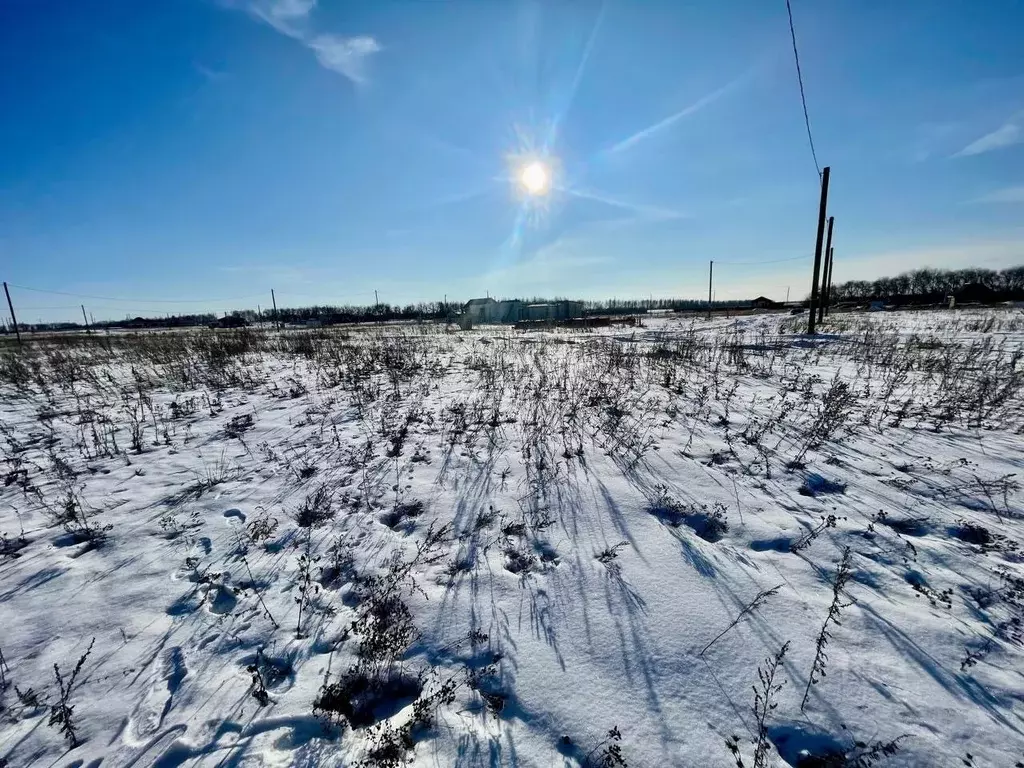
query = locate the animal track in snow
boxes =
[222,508,246,524]
[129,646,186,742]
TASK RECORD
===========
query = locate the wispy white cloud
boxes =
[308,34,381,84]
[954,120,1022,157]
[243,0,380,85]
[910,121,958,163]
[194,63,230,83]
[248,0,313,37]
[970,185,1024,204]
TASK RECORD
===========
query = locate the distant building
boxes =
[464,298,497,323]
[524,301,584,322]
[465,298,582,324]
[493,300,525,323]
[750,296,778,309]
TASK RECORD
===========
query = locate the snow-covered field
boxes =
[2,309,1023,768]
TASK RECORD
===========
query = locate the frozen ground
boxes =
[1,308,1023,767]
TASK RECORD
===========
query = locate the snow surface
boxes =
[1,308,1023,767]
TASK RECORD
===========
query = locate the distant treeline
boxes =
[267,302,458,324]
[7,266,1023,334]
[830,265,1024,302]
[582,298,748,314]
[6,298,750,333]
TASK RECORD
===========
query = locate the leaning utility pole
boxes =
[807,166,831,335]
[824,246,835,316]
[81,305,92,334]
[271,289,280,330]
[707,260,714,320]
[817,216,834,324]
[3,282,21,345]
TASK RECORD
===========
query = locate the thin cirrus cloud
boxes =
[954,120,1022,157]
[971,185,1024,204]
[244,0,380,84]
[308,35,381,84]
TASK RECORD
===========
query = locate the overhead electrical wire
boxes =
[785,0,822,180]
[714,255,806,266]
[7,283,264,304]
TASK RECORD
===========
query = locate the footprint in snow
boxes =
[223,508,246,524]
[129,646,186,742]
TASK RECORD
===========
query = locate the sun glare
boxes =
[519,161,550,196]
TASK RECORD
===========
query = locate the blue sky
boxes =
[2,0,1023,321]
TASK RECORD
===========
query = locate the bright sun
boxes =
[519,161,550,196]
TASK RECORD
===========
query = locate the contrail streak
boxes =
[562,187,688,220]
[603,69,753,155]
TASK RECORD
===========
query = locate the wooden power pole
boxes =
[817,216,834,324]
[81,305,92,334]
[824,246,835,316]
[707,260,714,320]
[807,167,830,335]
[3,282,21,345]
[271,289,279,330]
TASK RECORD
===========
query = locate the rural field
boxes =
[1,308,1023,768]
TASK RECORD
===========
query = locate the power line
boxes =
[715,255,806,266]
[7,283,264,304]
[785,0,821,179]
[8,305,84,311]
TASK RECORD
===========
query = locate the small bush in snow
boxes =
[802,548,855,712]
[747,640,789,768]
[246,656,270,707]
[595,541,630,574]
[48,638,95,749]
[47,488,111,546]
[294,530,321,638]
[581,726,628,768]
[245,509,278,548]
[790,514,841,553]
[295,485,336,528]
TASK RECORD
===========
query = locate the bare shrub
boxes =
[295,485,336,528]
[802,549,855,711]
[48,638,96,749]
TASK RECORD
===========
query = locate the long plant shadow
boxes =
[858,601,1023,736]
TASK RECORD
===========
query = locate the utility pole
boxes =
[271,289,279,330]
[81,305,92,334]
[817,216,834,324]
[707,260,714,320]
[824,246,835,316]
[786,286,791,304]
[3,282,21,345]
[807,166,831,335]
